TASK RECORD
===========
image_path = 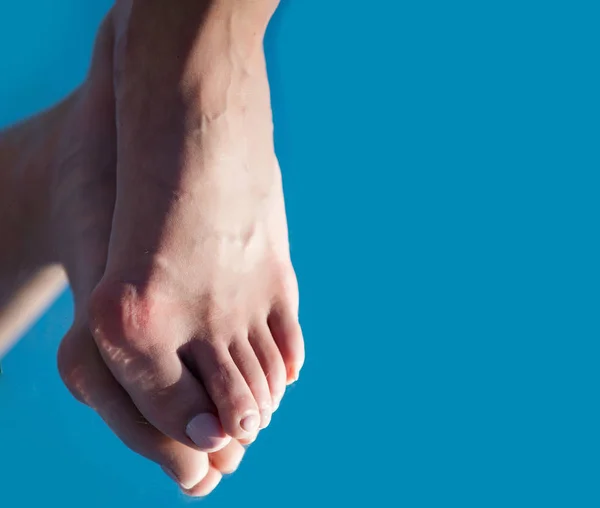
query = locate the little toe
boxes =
[268,303,305,384]
[191,340,261,440]
[229,339,273,429]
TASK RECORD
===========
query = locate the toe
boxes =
[229,339,273,429]
[58,327,211,490]
[268,303,305,384]
[238,434,257,446]
[209,439,245,474]
[191,340,261,440]
[249,323,287,410]
[89,283,231,452]
[183,467,222,498]
[117,354,230,452]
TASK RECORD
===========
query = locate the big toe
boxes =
[57,326,214,490]
[88,282,231,453]
[186,413,231,452]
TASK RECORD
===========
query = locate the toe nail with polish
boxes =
[240,413,260,434]
[186,413,231,451]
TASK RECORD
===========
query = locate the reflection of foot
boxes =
[90,3,305,447]
[54,14,244,496]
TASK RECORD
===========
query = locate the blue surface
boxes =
[1,1,599,506]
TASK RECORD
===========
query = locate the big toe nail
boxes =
[186,413,231,452]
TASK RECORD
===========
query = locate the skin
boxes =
[0,13,246,496]
[89,0,306,450]
[1,0,304,495]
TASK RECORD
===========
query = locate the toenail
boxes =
[240,414,260,433]
[186,413,231,451]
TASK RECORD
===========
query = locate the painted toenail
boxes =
[240,414,260,433]
[186,413,231,451]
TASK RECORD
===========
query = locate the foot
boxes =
[52,13,243,495]
[89,1,305,446]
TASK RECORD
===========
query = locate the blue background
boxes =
[1,1,599,506]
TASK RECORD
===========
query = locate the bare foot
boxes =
[89,1,305,446]
[51,13,244,495]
